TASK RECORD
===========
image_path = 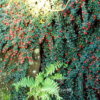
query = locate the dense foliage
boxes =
[0,0,100,100]
[13,63,64,100]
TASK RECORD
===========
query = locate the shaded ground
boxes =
[0,47,41,99]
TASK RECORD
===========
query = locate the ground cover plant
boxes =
[0,0,100,100]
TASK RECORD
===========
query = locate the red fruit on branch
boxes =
[62,83,64,85]
[82,66,84,68]
[79,73,82,75]
[48,23,50,26]
[70,69,72,71]
[66,61,69,64]
[89,70,92,73]
[68,71,70,73]
[96,79,99,81]
[82,27,86,29]
[96,75,99,78]
[67,9,70,13]
[62,10,64,12]
[93,15,96,19]
[50,29,52,31]
[84,32,88,35]
[84,61,86,63]
[58,81,61,83]
[11,69,14,72]
[83,82,85,85]
[60,30,63,32]
[0,70,2,72]
[57,68,60,71]
[79,45,83,48]
[84,12,87,15]
[48,33,51,35]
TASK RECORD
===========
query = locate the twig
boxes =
[43,0,71,12]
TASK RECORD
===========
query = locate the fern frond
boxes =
[13,76,34,92]
[56,94,63,100]
[27,88,36,100]
[39,92,51,100]
[45,62,63,76]
[63,63,68,68]
[49,73,63,80]
[13,62,64,100]
[41,78,61,99]
[35,72,44,86]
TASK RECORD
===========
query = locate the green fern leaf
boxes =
[41,78,61,99]
[63,64,68,68]
[38,92,51,100]
[45,63,62,76]
[35,72,44,86]
[13,62,64,100]
[13,76,34,91]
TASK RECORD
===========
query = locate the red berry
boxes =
[93,15,96,19]
[48,23,50,26]
[84,12,87,14]
[82,27,85,29]
[50,29,52,31]
[76,0,78,3]
[0,70,2,72]
[96,75,99,78]
[68,71,70,73]
[65,53,67,56]
[89,70,92,73]
[84,32,88,35]
[62,10,64,12]
[58,81,61,83]
[96,79,99,81]
[62,82,64,85]
[66,61,69,64]
[57,68,60,71]
[79,45,83,48]
[82,66,84,68]
[84,61,86,63]
[70,69,72,71]
[60,30,63,32]
[79,73,82,75]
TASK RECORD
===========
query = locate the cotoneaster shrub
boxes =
[0,0,100,100]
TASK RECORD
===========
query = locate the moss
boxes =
[0,89,11,100]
